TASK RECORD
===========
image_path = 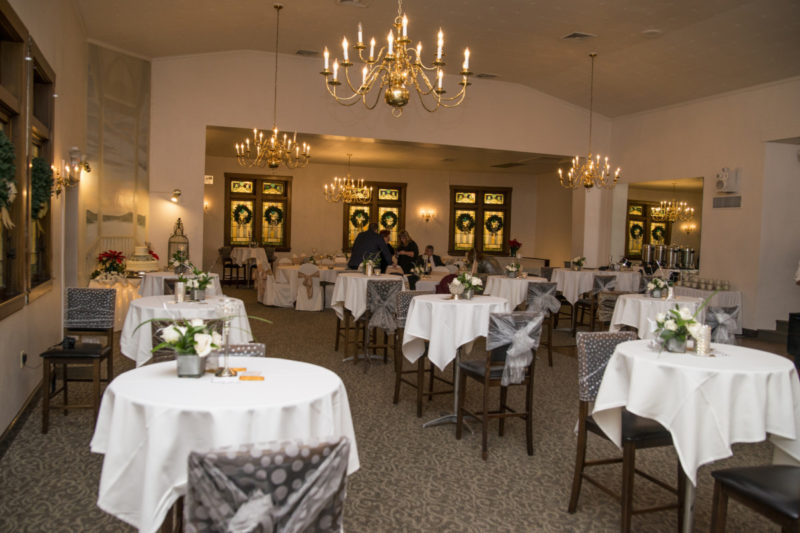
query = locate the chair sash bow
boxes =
[707,307,738,344]
[297,271,319,299]
[487,314,544,386]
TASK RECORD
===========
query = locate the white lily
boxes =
[193,333,214,356]
[190,318,205,327]
[160,325,182,343]
[664,319,677,331]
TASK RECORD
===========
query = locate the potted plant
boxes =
[647,277,670,298]
[653,305,706,353]
[505,262,521,278]
[508,238,522,257]
[187,267,213,301]
[152,318,223,377]
[572,256,586,271]
[90,250,126,280]
[449,272,483,300]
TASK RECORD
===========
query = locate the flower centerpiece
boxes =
[411,262,426,277]
[572,256,586,271]
[90,250,126,280]
[153,318,223,377]
[171,250,191,275]
[647,277,670,298]
[508,238,522,257]
[653,305,704,353]
[505,262,521,278]
[449,272,483,300]
[186,267,213,301]
[360,251,381,276]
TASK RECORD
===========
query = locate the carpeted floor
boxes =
[0,288,787,532]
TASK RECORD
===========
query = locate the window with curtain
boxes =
[448,186,512,255]
[224,173,292,251]
[342,182,406,251]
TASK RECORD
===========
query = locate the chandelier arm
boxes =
[361,84,384,110]
[437,84,469,107]
[324,81,364,105]
[413,86,441,113]
[340,65,364,94]
[412,69,438,96]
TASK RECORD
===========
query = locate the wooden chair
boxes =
[541,266,571,329]
[568,331,684,533]
[456,311,544,460]
[359,278,404,369]
[572,275,617,336]
[526,282,560,366]
[595,290,632,331]
[40,288,116,433]
[219,246,242,287]
[710,465,800,532]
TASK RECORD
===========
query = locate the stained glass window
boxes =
[231,180,253,194]
[262,182,284,195]
[348,206,371,247]
[482,210,505,252]
[262,201,285,246]
[230,200,254,244]
[455,192,476,204]
[378,188,399,201]
[378,207,400,246]
[449,186,511,256]
[453,209,476,251]
[484,193,505,205]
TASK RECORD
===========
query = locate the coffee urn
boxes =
[641,244,654,264]
[667,246,681,269]
[680,248,695,269]
[654,245,668,265]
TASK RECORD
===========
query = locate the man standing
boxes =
[348,222,393,272]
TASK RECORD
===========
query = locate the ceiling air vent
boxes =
[335,0,370,7]
[491,162,525,169]
[296,50,319,57]
[476,73,499,79]
[712,196,742,209]
[562,32,597,40]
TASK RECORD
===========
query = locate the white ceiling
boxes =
[75,0,800,117]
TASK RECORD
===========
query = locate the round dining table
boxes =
[90,357,359,533]
[330,272,407,321]
[120,295,252,366]
[484,274,548,309]
[608,294,705,339]
[551,268,641,304]
[138,271,222,297]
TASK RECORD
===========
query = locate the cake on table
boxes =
[127,246,160,272]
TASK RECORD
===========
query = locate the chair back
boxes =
[185,437,350,533]
[596,291,628,323]
[163,278,177,295]
[395,290,431,328]
[366,279,404,332]
[219,246,232,260]
[705,306,740,344]
[639,274,653,293]
[64,288,116,331]
[210,343,266,358]
[486,311,544,385]
[444,264,458,274]
[540,266,554,281]
[592,275,617,295]
[435,274,457,294]
[526,282,560,315]
[575,331,637,402]
[432,265,450,274]
[298,263,319,275]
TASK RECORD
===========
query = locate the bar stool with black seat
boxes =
[40,287,116,433]
[568,330,684,533]
[710,465,800,532]
[456,311,544,460]
[572,275,617,336]
[526,282,561,367]
[358,278,404,369]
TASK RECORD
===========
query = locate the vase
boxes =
[507,271,517,278]
[192,288,205,301]
[365,263,374,277]
[665,337,687,353]
[572,265,582,271]
[510,249,517,257]
[176,354,205,377]
[463,289,474,300]
[651,289,662,298]
[174,281,186,303]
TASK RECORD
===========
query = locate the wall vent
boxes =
[476,73,499,79]
[712,196,742,208]
[335,0,370,7]
[491,162,525,169]
[562,32,597,40]
[296,50,319,57]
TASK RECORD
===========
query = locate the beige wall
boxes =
[202,156,572,270]
[610,77,800,330]
[1,0,87,431]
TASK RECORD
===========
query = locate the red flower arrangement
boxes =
[508,239,522,250]
[148,249,159,261]
[91,249,126,279]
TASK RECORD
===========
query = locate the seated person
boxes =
[380,229,396,257]
[395,230,419,273]
[347,222,393,273]
[420,245,444,271]
[465,249,502,275]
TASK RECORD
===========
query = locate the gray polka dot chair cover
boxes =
[365,279,404,334]
[64,287,116,330]
[395,290,432,329]
[575,331,637,402]
[705,306,740,344]
[526,282,561,315]
[486,312,545,386]
[185,437,350,533]
[208,343,266,358]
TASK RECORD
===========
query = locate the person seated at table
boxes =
[420,245,444,272]
[396,230,420,273]
[379,229,396,257]
[348,222,393,273]
[465,248,502,274]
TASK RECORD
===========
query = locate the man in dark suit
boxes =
[348,222,393,272]
[420,245,444,272]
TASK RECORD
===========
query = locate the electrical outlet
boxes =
[20,351,27,368]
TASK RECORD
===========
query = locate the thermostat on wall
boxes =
[204,175,214,185]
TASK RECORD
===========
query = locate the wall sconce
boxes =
[170,189,182,203]
[420,209,436,222]
[681,222,697,235]
[68,146,91,177]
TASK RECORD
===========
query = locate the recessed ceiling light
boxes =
[335,0,371,7]
[641,29,663,38]
[562,32,596,41]
[476,73,500,79]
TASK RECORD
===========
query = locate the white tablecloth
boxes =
[90,357,359,533]
[414,272,448,292]
[484,275,548,309]
[593,340,800,485]
[552,268,642,304]
[231,247,268,267]
[331,273,407,321]
[88,277,142,331]
[120,295,252,366]
[609,294,705,339]
[402,294,511,371]
[139,272,222,298]
[276,265,344,305]
[674,287,743,333]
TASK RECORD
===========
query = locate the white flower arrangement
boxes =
[411,263,425,277]
[572,256,586,267]
[647,277,670,292]
[505,262,521,272]
[154,318,223,357]
[449,272,483,295]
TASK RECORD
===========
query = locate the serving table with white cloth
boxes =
[592,340,800,531]
[674,286,743,334]
[120,295,252,366]
[552,268,642,305]
[484,275,548,309]
[276,264,344,307]
[90,357,359,533]
[609,294,705,339]
[331,272,407,321]
[89,276,142,331]
[230,246,268,267]
[138,271,222,298]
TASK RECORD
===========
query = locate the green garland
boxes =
[380,211,398,230]
[0,131,16,229]
[455,213,475,232]
[350,208,369,229]
[232,204,253,225]
[629,223,644,240]
[485,214,504,234]
[264,205,283,226]
[30,157,53,220]
[651,225,665,242]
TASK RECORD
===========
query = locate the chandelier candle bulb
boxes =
[323,47,329,70]
[357,22,363,44]
[402,15,408,38]
[369,38,375,61]
[437,29,443,60]
[332,59,339,81]
[387,31,394,55]
[463,48,470,70]
[342,37,349,62]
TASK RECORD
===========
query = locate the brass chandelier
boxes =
[234,4,310,169]
[323,154,372,204]
[558,53,620,189]
[320,0,472,117]
[651,185,695,222]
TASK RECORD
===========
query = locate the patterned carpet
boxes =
[0,288,783,532]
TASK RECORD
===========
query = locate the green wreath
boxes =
[485,214,504,234]
[264,205,283,226]
[380,211,398,230]
[232,204,253,225]
[455,213,475,232]
[629,223,644,240]
[0,131,16,229]
[350,208,369,229]
[651,225,665,242]
[30,157,53,220]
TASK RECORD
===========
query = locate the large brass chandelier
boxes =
[323,154,372,204]
[234,4,310,169]
[558,53,620,189]
[320,0,472,117]
[651,185,695,222]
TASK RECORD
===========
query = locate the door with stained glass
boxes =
[449,186,512,255]
[225,174,292,251]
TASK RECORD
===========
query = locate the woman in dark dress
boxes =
[395,230,419,273]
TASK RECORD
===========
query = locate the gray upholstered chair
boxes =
[572,275,617,336]
[185,437,350,533]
